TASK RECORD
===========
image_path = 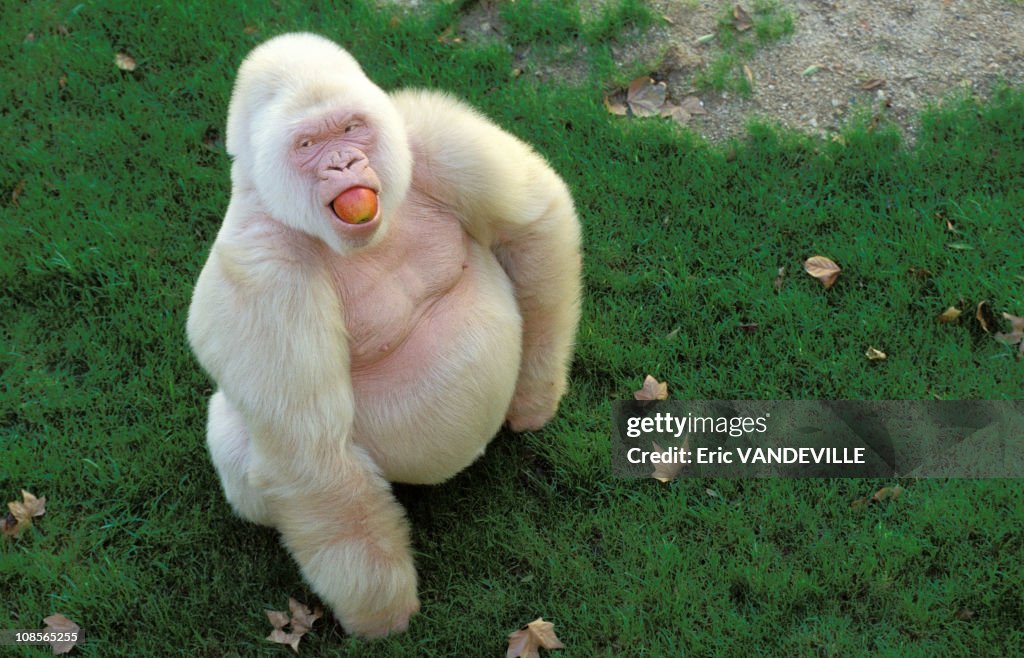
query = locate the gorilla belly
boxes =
[342,238,522,484]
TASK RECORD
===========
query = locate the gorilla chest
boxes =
[329,208,474,375]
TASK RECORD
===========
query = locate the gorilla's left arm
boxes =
[392,90,583,432]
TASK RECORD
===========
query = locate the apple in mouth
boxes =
[331,187,379,225]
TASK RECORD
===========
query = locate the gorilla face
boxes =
[225,33,412,253]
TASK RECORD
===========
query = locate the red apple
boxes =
[331,187,378,224]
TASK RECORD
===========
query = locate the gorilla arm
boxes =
[186,226,419,637]
[391,90,583,431]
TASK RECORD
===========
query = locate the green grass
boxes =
[2,0,1023,656]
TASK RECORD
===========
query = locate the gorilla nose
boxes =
[325,151,366,173]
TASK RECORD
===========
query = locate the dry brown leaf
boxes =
[43,614,80,655]
[634,375,668,401]
[1,512,18,537]
[954,608,975,621]
[5,490,46,536]
[871,485,903,502]
[267,629,303,653]
[677,96,707,116]
[850,497,869,510]
[773,266,785,292]
[265,598,321,653]
[945,219,959,233]
[995,312,1024,349]
[288,598,322,634]
[243,25,258,35]
[860,78,886,91]
[804,256,841,289]
[506,617,565,658]
[937,307,962,323]
[626,76,667,117]
[742,64,755,87]
[11,180,25,206]
[975,301,994,333]
[650,436,690,483]
[738,323,759,334]
[603,94,628,116]
[114,52,136,72]
[266,609,290,630]
[659,103,691,125]
[732,5,754,31]
[58,75,68,90]
[865,346,887,361]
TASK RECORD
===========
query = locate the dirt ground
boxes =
[637,0,1024,142]
[416,0,1024,142]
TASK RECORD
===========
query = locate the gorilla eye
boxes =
[300,139,313,148]
[344,125,354,134]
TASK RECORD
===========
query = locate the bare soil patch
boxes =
[422,0,1024,142]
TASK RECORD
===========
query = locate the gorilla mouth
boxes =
[330,187,380,225]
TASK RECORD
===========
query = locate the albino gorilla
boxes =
[187,33,582,637]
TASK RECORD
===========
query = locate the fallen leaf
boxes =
[865,346,887,361]
[58,75,68,90]
[265,598,321,653]
[634,375,668,401]
[1,511,18,537]
[696,33,716,45]
[266,609,290,630]
[871,485,903,502]
[626,76,667,117]
[947,242,974,251]
[804,256,841,289]
[507,617,565,658]
[11,180,26,206]
[114,52,136,72]
[651,436,690,483]
[995,312,1024,348]
[860,78,886,91]
[677,96,707,116]
[945,219,959,233]
[43,614,80,655]
[243,25,258,35]
[954,608,975,621]
[937,307,962,323]
[267,629,303,653]
[4,490,46,536]
[659,103,691,124]
[850,497,869,509]
[907,266,933,280]
[738,323,759,334]
[742,64,754,87]
[603,94,628,116]
[773,266,785,292]
[802,64,823,77]
[288,598,322,634]
[732,4,753,31]
[975,301,994,333]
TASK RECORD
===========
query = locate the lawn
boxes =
[2,1,1022,656]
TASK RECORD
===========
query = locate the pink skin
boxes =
[289,111,383,241]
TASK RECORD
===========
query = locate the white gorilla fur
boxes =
[187,33,582,637]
